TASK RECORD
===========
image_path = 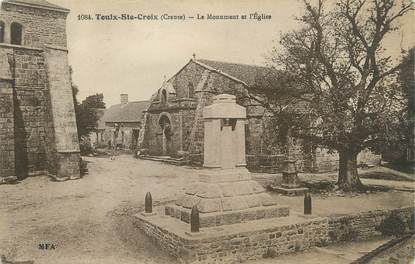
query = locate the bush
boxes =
[79,138,93,156]
[377,214,407,236]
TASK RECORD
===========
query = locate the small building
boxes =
[97,94,149,150]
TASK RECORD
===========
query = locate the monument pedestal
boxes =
[136,94,292,263]
[164,95,290,227]
[270,185,309,196]
[134,209,326,264]
[165,167,289,228]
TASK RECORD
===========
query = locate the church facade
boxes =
[141,57,380,172]
[0,0,80,182]
[141,58,315,172]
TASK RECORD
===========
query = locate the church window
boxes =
[0,21,4,43]
[187,82,194,98]
[11,22,23,45]
[161,89,167,104]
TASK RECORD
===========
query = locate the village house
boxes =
[140,56,380,172]
[0,0,80,181]
[94,94,149,150]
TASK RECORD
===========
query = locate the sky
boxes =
[44,0,414,107]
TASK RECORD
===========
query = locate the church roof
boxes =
[3,0,69,12]
[194,59,270,86]
[102,101,149,123]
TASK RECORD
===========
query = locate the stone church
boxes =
[141,57,380,172]
[0,0,80,182]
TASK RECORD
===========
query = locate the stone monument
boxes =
[270,135,308,196]
[165,94,289,228]
[133,95,326,264]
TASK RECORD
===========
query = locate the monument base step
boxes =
[133,206,414,264]
[48,174,81,182]
[270,185,309,196]
[133,209,327,264]
[165,204,289,228]
[138,155,188,166]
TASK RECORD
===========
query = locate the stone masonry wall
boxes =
[327,207,414,243]
[316,148,381,172]
[8,46,52,177]
[136,206,414,264]
[44,47,80,178]
[0,80,14,177]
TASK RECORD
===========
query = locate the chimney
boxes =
[120,94,128,105]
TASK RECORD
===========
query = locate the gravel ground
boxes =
[0,155,412,264]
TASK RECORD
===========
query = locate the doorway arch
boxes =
[158,113,172,155]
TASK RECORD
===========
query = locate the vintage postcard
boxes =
[0,0,414,263]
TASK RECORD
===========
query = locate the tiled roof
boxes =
[102,101,149,123]
[3,0,69,12]
[195,59,270,86]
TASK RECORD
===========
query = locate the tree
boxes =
[251,0,413,191]
[69,67,106,139]
[397,47,415,162]
[76,93,106,139]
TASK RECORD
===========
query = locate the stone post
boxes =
[145,192,152,213]
[190,206,200,233]
[304,192,312,215]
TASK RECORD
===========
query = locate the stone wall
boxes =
[135,206,414,264]
[43,47,80,178]
[6,45,52,177]
[0,79,14,177]
[316,148,381,172]
[327,207,414,242]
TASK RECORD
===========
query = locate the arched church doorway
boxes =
[159,114,172,156]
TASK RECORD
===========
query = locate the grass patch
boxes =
[360,171,414,182]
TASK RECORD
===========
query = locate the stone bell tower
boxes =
[165,94,289,228]
[0,0,80,182]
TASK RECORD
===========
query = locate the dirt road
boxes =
[0,155,200,264]
[0,155,412,264]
